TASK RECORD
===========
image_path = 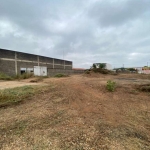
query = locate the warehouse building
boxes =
[0,48,79,76]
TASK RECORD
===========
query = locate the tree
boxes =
[98,63,106,69]
[92,64,97,69]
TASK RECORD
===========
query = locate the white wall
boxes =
[105,63,112,70]
[34,66,47,76]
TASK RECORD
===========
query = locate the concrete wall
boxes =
[0,59,16,75]
[47,69,84,76]
[0,48,73,76]
[105,63,112,70]
[0,49,15,59]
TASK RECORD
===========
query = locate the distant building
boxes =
[93,63,112,70]
[135,67,150,74]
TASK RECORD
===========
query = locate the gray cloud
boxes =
[88,0,150,27]
[0,0,150,68]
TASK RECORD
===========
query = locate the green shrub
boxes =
[54,74,68,78]
[106,80,116,92]
[0,72,12,80]
[98,63,106,69]
[93,64,97,69]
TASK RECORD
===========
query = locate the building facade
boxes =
[0,48,73,76]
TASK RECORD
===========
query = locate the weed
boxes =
[0,86,39,107]
[106,80,116,92]
[0,72,34,81]
[93,68,111,74]
[54,74,69,78]
[0,72,12,80]
[140,86,150,92]
[85,70,90,74]
[13,73,34,80]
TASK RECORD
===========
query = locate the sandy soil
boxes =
[0,80,42,90]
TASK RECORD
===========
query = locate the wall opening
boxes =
[20,68,26,74]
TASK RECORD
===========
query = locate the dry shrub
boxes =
[14,73,34,80]
[137,84,150,92]
[0,72,12,80]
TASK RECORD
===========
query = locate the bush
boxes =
[13,73,34,80]
[93,68,111,74]
[54,74,68,78]
[137,84,150,92]
[85,70,90,74]
[98,63,106,69]
[106,80,116,92]
[92,64,96,69]
[0,86,35,107]
[0,73,12,80]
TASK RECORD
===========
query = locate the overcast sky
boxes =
[0,0,150,68]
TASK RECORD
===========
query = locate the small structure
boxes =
[135,67,150,74]
[34,66,47,76]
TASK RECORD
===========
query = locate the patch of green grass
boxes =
[0,72,34,81]
[54,74,69,78]
[0,86,39,108]
[0,72,12,80]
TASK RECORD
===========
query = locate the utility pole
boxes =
[63,49,65,69]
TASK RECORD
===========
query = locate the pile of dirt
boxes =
[84,69,117,77]
[92,68,112,74]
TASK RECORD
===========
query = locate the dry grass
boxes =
[0,73,12,80]
[0,85,48,108]
[0,74,150,150]
[0,86,32,107]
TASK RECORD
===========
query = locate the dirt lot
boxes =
[0,73,150,150]
[0,80,43,90]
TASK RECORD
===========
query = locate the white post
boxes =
[15,52,18,75]
[53,58,54,69]
[37,56,39,66]
[64,60,65,69]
